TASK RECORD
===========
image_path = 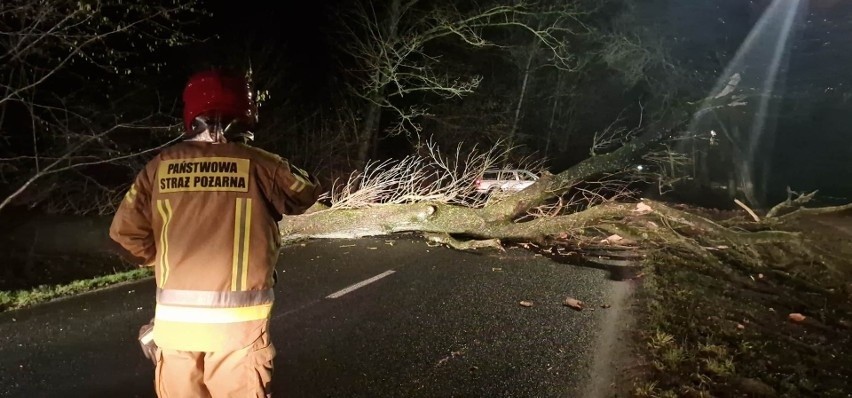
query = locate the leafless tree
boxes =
[336,0,587,169]
[0,0,208,214]
[497,0,597,151]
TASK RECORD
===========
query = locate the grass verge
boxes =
[0,268,153,312]
[628,210,852,397]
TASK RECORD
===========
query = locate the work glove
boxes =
[138,318,158,366]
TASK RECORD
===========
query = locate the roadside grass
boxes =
[630,213,852,397]
[0,268,153,312]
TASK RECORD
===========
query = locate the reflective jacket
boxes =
[109,141,321,352]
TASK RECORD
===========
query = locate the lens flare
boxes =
[681,0,807,206]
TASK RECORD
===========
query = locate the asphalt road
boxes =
[0,235,633,398]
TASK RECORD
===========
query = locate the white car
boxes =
[475,169,539,194]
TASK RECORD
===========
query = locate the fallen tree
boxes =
[278,133,659,248]
[279,72,851,252]
[278,130,795,251]
[279,80,709,248]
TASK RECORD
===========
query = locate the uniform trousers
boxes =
[154,330,275,398]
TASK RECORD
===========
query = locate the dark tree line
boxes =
[3,0,835,215]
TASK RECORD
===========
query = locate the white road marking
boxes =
[326,270,396,299]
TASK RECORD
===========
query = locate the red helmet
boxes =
[182,69,257,135]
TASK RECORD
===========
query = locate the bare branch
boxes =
[324,138,518,209]
[0,0,208,214]
[339,0,588,139]
[591,105,644,156]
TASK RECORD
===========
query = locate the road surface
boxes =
[0,235,633,398]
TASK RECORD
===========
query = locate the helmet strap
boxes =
[187,115,229,144]
[186,114,255,144]
[185,129,227,144]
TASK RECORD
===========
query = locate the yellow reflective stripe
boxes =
[231,198,244,291]
[289,178,305,193]
[156,200,172,287]
[125,184,138,203]
[240,199,252,291]
[289,165,314,193]
[163,200,172,286]
[155,303,272,324]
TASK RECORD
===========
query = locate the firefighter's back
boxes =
[109,68,322,397]
[147,140,318,352]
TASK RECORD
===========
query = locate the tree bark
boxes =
[507,42,537,149]
[544,74,561,157]
[281,200,634,245]
[355,99,381,170]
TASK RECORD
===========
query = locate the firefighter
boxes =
[109,68,322,397]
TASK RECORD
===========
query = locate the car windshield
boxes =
[519,171,537,180]
[483,170,537,180]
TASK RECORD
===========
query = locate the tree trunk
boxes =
[355,99,381,170]
[282,200,634,244]
[508,42,537,149]
[544,74,562,156]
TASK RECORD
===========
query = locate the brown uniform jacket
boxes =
[109,141,321,352]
